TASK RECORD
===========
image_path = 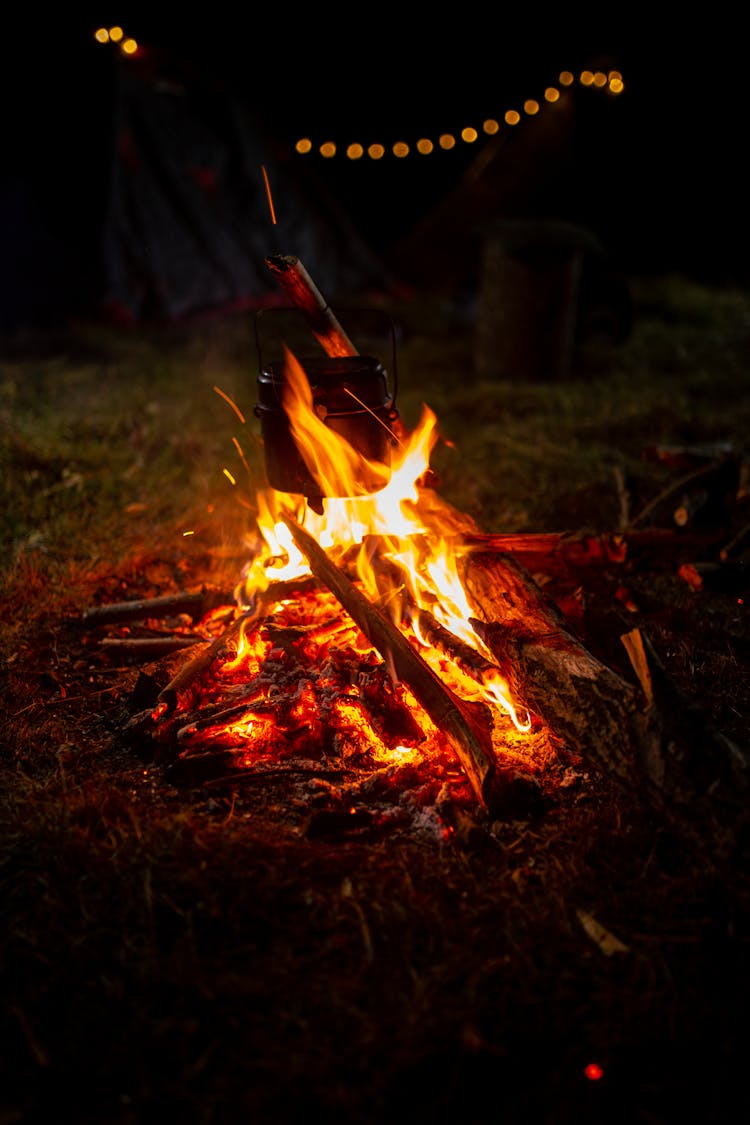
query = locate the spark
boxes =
[213,385,246,424]
[261,165,277,225]
[232,436,252,478]
[342,386,404,448]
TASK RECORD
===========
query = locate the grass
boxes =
[1,272,750,1124]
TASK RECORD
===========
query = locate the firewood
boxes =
[156,577,320,711]
[361,528,725,587]
[265,254,357,358]
[456,528,727,569]
[409,604,508,687]
[357,546,517,704]
[280,513,503,811]
[100,636,205,659]
[156,605,267,713]
[457,548,650,793]
[82,587,232,627]
[458,548,750,859]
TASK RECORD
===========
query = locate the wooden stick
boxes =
[358,546,512,697]
[408,604,508,689]
[100,636,205,659]
[82,588,232,626]
[280,513,501,811]
[157,611,256,712]
[265,254,357,357]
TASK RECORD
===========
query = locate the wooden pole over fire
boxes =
[265,254,358,358]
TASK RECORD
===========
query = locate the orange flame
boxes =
[234,350,530,733]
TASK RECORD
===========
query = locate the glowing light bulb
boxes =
[523,99,540,115]
[346,143,364,160]
[460,126,478,143]
[295,138,312,154]
[367,143,385,159]
[392,141,409,158]
[544,87,560,102]
[320,142,336,158]
[482,118,500,134]
[94,27,109,43]
[108,26,123,42]
[439,133,456,150]
[504,109,520,125]
[416,137,434,154]
[559,70,574,86]
[121,38,138,55]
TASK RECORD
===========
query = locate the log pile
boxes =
[80,259,750,856]
[81,515,749,862]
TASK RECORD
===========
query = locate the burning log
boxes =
[456,527,729,572]
[281,513,506,812]
[265,255,357,358]
[156,576,320,711]
[357,544,520,706]
[157,610,253,712]
[457,547,750,857]
[457,549,650,792]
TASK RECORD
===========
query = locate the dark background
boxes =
[2,9,747,331]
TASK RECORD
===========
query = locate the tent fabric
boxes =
[100,53,392,323]
[0,40,392,334]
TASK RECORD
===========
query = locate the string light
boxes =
[92,33,623,166]
[93,25,139,56]
[292,67,624,161]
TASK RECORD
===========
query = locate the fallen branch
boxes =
[82,587,232,627]
[100,636,205,659]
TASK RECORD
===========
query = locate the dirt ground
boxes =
[2,274,750,1123]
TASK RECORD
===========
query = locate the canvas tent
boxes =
[1,41,392,333]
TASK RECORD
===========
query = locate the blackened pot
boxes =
[255,355,399,500]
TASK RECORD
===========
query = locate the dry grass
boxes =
[2,274,750,1124]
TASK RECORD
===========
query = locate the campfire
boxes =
[87,257,748,844]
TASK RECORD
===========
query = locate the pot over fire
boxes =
[254,310,401,507]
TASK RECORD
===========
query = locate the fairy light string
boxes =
[93,30,624,167]
[293,68,625,163]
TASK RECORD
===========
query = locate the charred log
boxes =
[458,548,750,859]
